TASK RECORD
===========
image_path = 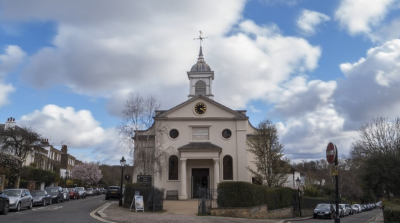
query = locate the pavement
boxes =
[96,200,312,223]
[96,200,383,223]
[366,211,384,223]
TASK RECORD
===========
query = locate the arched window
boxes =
[223,155,233,180]
[168,155,178,180]
[195,80,207,95]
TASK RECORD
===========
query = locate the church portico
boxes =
[178,142,221,200]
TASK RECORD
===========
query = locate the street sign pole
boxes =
[326,142,339,223]
[334,145,340,223]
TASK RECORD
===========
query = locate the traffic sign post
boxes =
[327,142,340,223]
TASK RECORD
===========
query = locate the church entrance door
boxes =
[191,168,209,198]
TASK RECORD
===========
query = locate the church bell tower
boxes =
[187,46,214,100]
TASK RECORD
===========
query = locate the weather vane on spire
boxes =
[194,31,208,46]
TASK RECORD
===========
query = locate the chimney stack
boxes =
[61,145,68,154]
[5,117,16,130]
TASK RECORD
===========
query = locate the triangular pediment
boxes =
[155,95,247,120]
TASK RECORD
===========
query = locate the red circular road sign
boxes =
[326,142,336,164]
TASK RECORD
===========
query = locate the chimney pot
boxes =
[7,118,9,121]
[12,118,15,121]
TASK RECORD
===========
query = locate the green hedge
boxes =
[302,196,332,209]
[383,203,400,223]
[217,182,294,210]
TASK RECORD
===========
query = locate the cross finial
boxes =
[193,31,208,46]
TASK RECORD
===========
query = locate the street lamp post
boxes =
[295,177,302,217]
[119,156,126,206]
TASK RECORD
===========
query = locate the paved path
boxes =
[100,200,384,223]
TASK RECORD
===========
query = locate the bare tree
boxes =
[117,93,170,182]
[350,116,400,199]
[246,119,290,187]
[0,125,42,164]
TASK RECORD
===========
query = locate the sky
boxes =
[1,0,400,165]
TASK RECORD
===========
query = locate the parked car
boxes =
[351,204,361,213]
[345,204,353,215]
[94,188,101,195]
[61,188,70,201]
[333,205,344,218]
[86,188,94,196]
[45,187,64,204]
[105,186,120,200]
[2,189,33,212]
[313,203,336,219]
[31,190,52,206]
[339,204,349,216]
[98,188,106,194]
[75,187,86,199]
[68,188,79,200]
[0,191,10,215]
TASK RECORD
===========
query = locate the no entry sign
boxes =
[326,142,337,164]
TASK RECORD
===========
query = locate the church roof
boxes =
[154,95,248,119]
[190,46,212,72]
[178,142,222,150]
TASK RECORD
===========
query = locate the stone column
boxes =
[179,158,187,200]
[213,158,220,190]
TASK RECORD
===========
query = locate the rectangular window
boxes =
[192,127,209,140]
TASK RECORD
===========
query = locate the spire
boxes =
[199,46,203,57]
[197,46,204,62]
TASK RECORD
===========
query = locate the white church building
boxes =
[134,46,264,200]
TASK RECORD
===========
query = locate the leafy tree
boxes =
[0,152,22,184]
[71,162,103,185]
[246,119,290,187]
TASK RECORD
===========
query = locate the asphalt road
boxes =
[1,195,106,223]
[297,209,382,223]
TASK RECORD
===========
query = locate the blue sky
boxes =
[1,0,400,165]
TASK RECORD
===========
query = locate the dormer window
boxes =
[195,80,206,95]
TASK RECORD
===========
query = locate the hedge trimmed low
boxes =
[217,181,295,210]
[383,203,400,223]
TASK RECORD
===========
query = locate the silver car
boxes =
[2,189,33,212]
[75,187,86,198]
[86,188,94,196]
[31,190,52,206]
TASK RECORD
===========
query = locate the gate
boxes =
[197,188,221,215]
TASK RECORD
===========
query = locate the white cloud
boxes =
[297,9,330,35]
[336,39,400,128]
[0,1,321,113]
[0,45,25,108]
[335,0,397,37]
[19,104,116,148]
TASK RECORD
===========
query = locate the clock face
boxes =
[194,102,207,115]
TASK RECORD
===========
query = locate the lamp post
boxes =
[295,177,302,217]
[295,177,301,188]
[119,156,126,206]
[65,171,69,188]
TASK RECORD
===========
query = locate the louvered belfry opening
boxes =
[195,80,206,95]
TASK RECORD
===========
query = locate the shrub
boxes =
[217,181,295,210]
[383,203,400,223]
[124,183,164,211]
